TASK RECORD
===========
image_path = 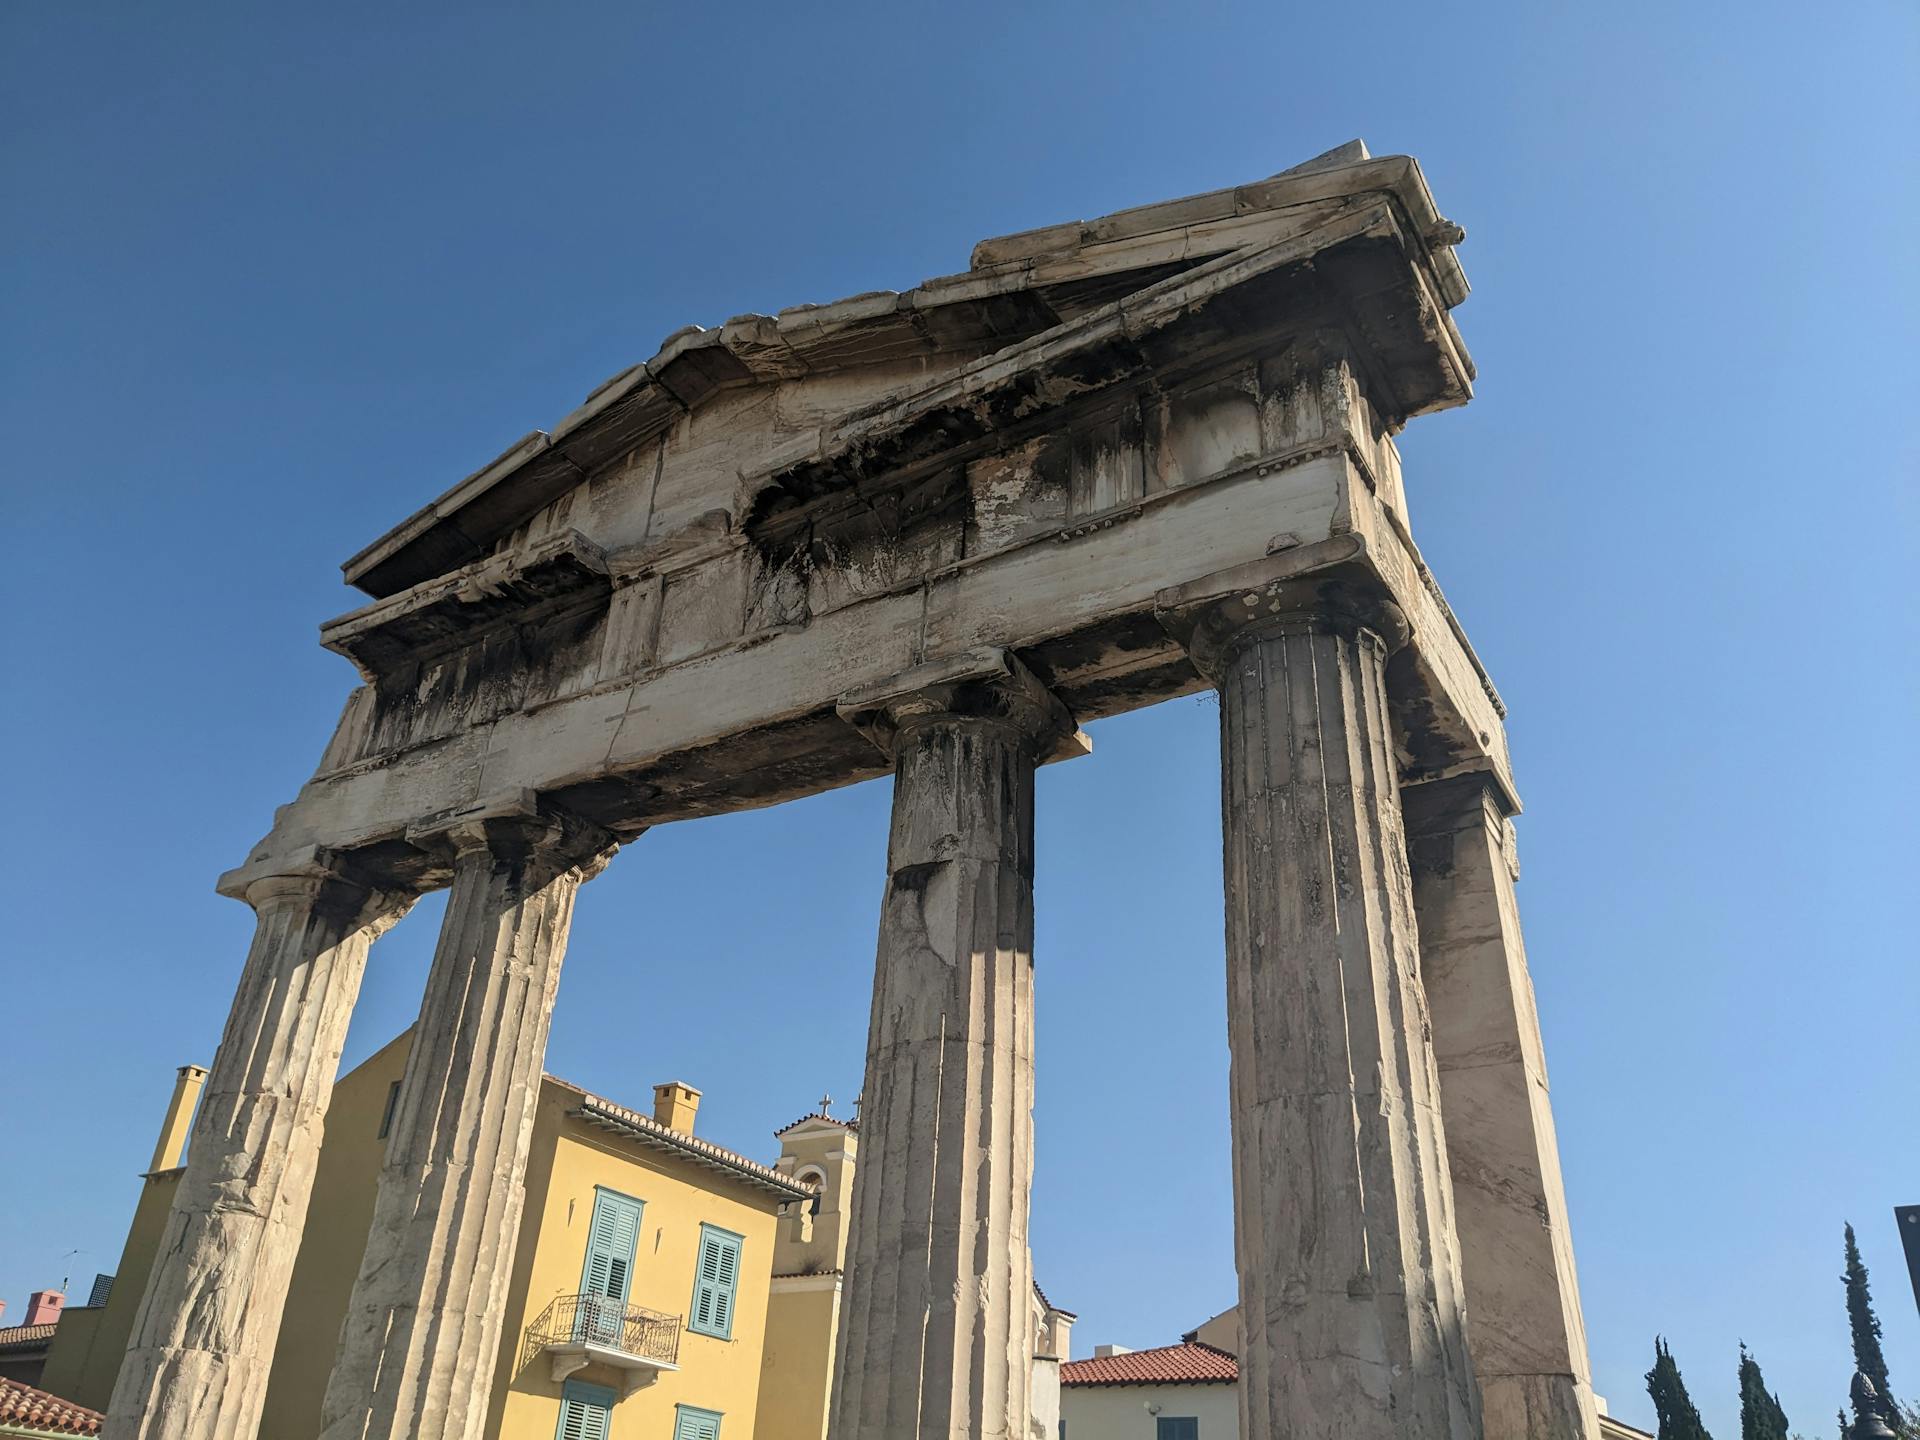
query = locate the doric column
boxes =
[1403,775,1598,1440]
[109,851,408,1440]
[318,799,616,1440]
[1164,569,1480,1440]
[829,649,1086,1440]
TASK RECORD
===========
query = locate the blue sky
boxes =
[2,3,1915,1434]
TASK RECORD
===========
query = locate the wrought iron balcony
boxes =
[523,1294,682,1395]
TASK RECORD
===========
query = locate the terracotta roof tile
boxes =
[0,1323,58,1353]
[546,1078,811,1202]
[0,1377,103,1435]
[774,1110,855,1138]
[1059,1341,1238,1387]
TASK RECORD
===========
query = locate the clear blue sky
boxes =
[2,3,1914,1434]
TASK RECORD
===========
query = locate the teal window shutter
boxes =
[580,1189,643,1303]
[555,1380,615,1440]
[673,1404,724,1440]
[576,1189,642,1346]
[1155,1420,1199,1440]
[688,1225,744,1339]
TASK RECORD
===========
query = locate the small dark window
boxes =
[1157,1420,1199,1440]
[377,1081,402,1139]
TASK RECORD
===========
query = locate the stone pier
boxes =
[108,857,406,1440]
[318,805,614,1440]
[1404,776,1598,1440]
[1165,570,1479,1440]
[828,651,1084,1440]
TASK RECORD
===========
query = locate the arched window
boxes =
[795,1167,827,1215]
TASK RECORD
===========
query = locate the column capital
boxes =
[407,789,622,883]
[216,844,414,932]
[1402,770,1517,829]
[836,647,1090,764]
[1402,771,1522,882]
[1156,551,1409,684]
[1403,772,1526,883]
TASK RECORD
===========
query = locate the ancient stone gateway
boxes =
[110,141,1598,1440]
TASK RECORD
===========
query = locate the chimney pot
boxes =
[23,1291,64,1326]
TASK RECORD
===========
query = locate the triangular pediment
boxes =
[342,141,1468,602]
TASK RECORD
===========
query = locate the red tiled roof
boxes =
[0,1377,103,1435]
[774,1110,856,1138]
[0,1323,58,1353]
[1060,1341,1238,1387]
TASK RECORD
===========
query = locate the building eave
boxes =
[567,1094,811,1202]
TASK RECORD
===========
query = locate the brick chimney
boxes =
[652,1081,702,1134]
[23,1291,64,1326]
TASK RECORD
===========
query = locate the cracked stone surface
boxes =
[1210,601,1479,1440]
[108,870,404,1440]
[830,658,1074,1440]
[1405,776,1599,1440]
[318,815,610,1440]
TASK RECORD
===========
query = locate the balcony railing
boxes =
[522,1294,682,1393]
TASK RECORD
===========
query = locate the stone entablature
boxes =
[224,147,1502,896]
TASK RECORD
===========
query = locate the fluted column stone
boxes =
[1403,775,1598,1440]
[318,801,615,1440]
[829,649,1084,1440]
[109,852,409,1440]
[1165,569,1480,1440]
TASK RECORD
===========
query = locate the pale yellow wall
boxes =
[38,1169,183,1410]
[489,1087,781,1440]
[754,1116,858,1440]
[36,1306,100,1400]
[57,1031,789,1440]
[1060,1382,1240,1439]
[765,1120,856,1280]
[754,1281,839,1440]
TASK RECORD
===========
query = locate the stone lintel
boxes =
[835,647,1090,764]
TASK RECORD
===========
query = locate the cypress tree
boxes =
[1844,1223,1901,1422]
[1647,1336,1715,1440]
[1739,1344,1790,1440]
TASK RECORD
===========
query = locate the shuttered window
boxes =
[1155,1420,1199,1440]
[576,1188,642,1345]
[673,1404,724,1440]
[688,1224,743,1339]
[555,1380,614,1440]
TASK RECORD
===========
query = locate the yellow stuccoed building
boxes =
[44,1033,839,1440]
